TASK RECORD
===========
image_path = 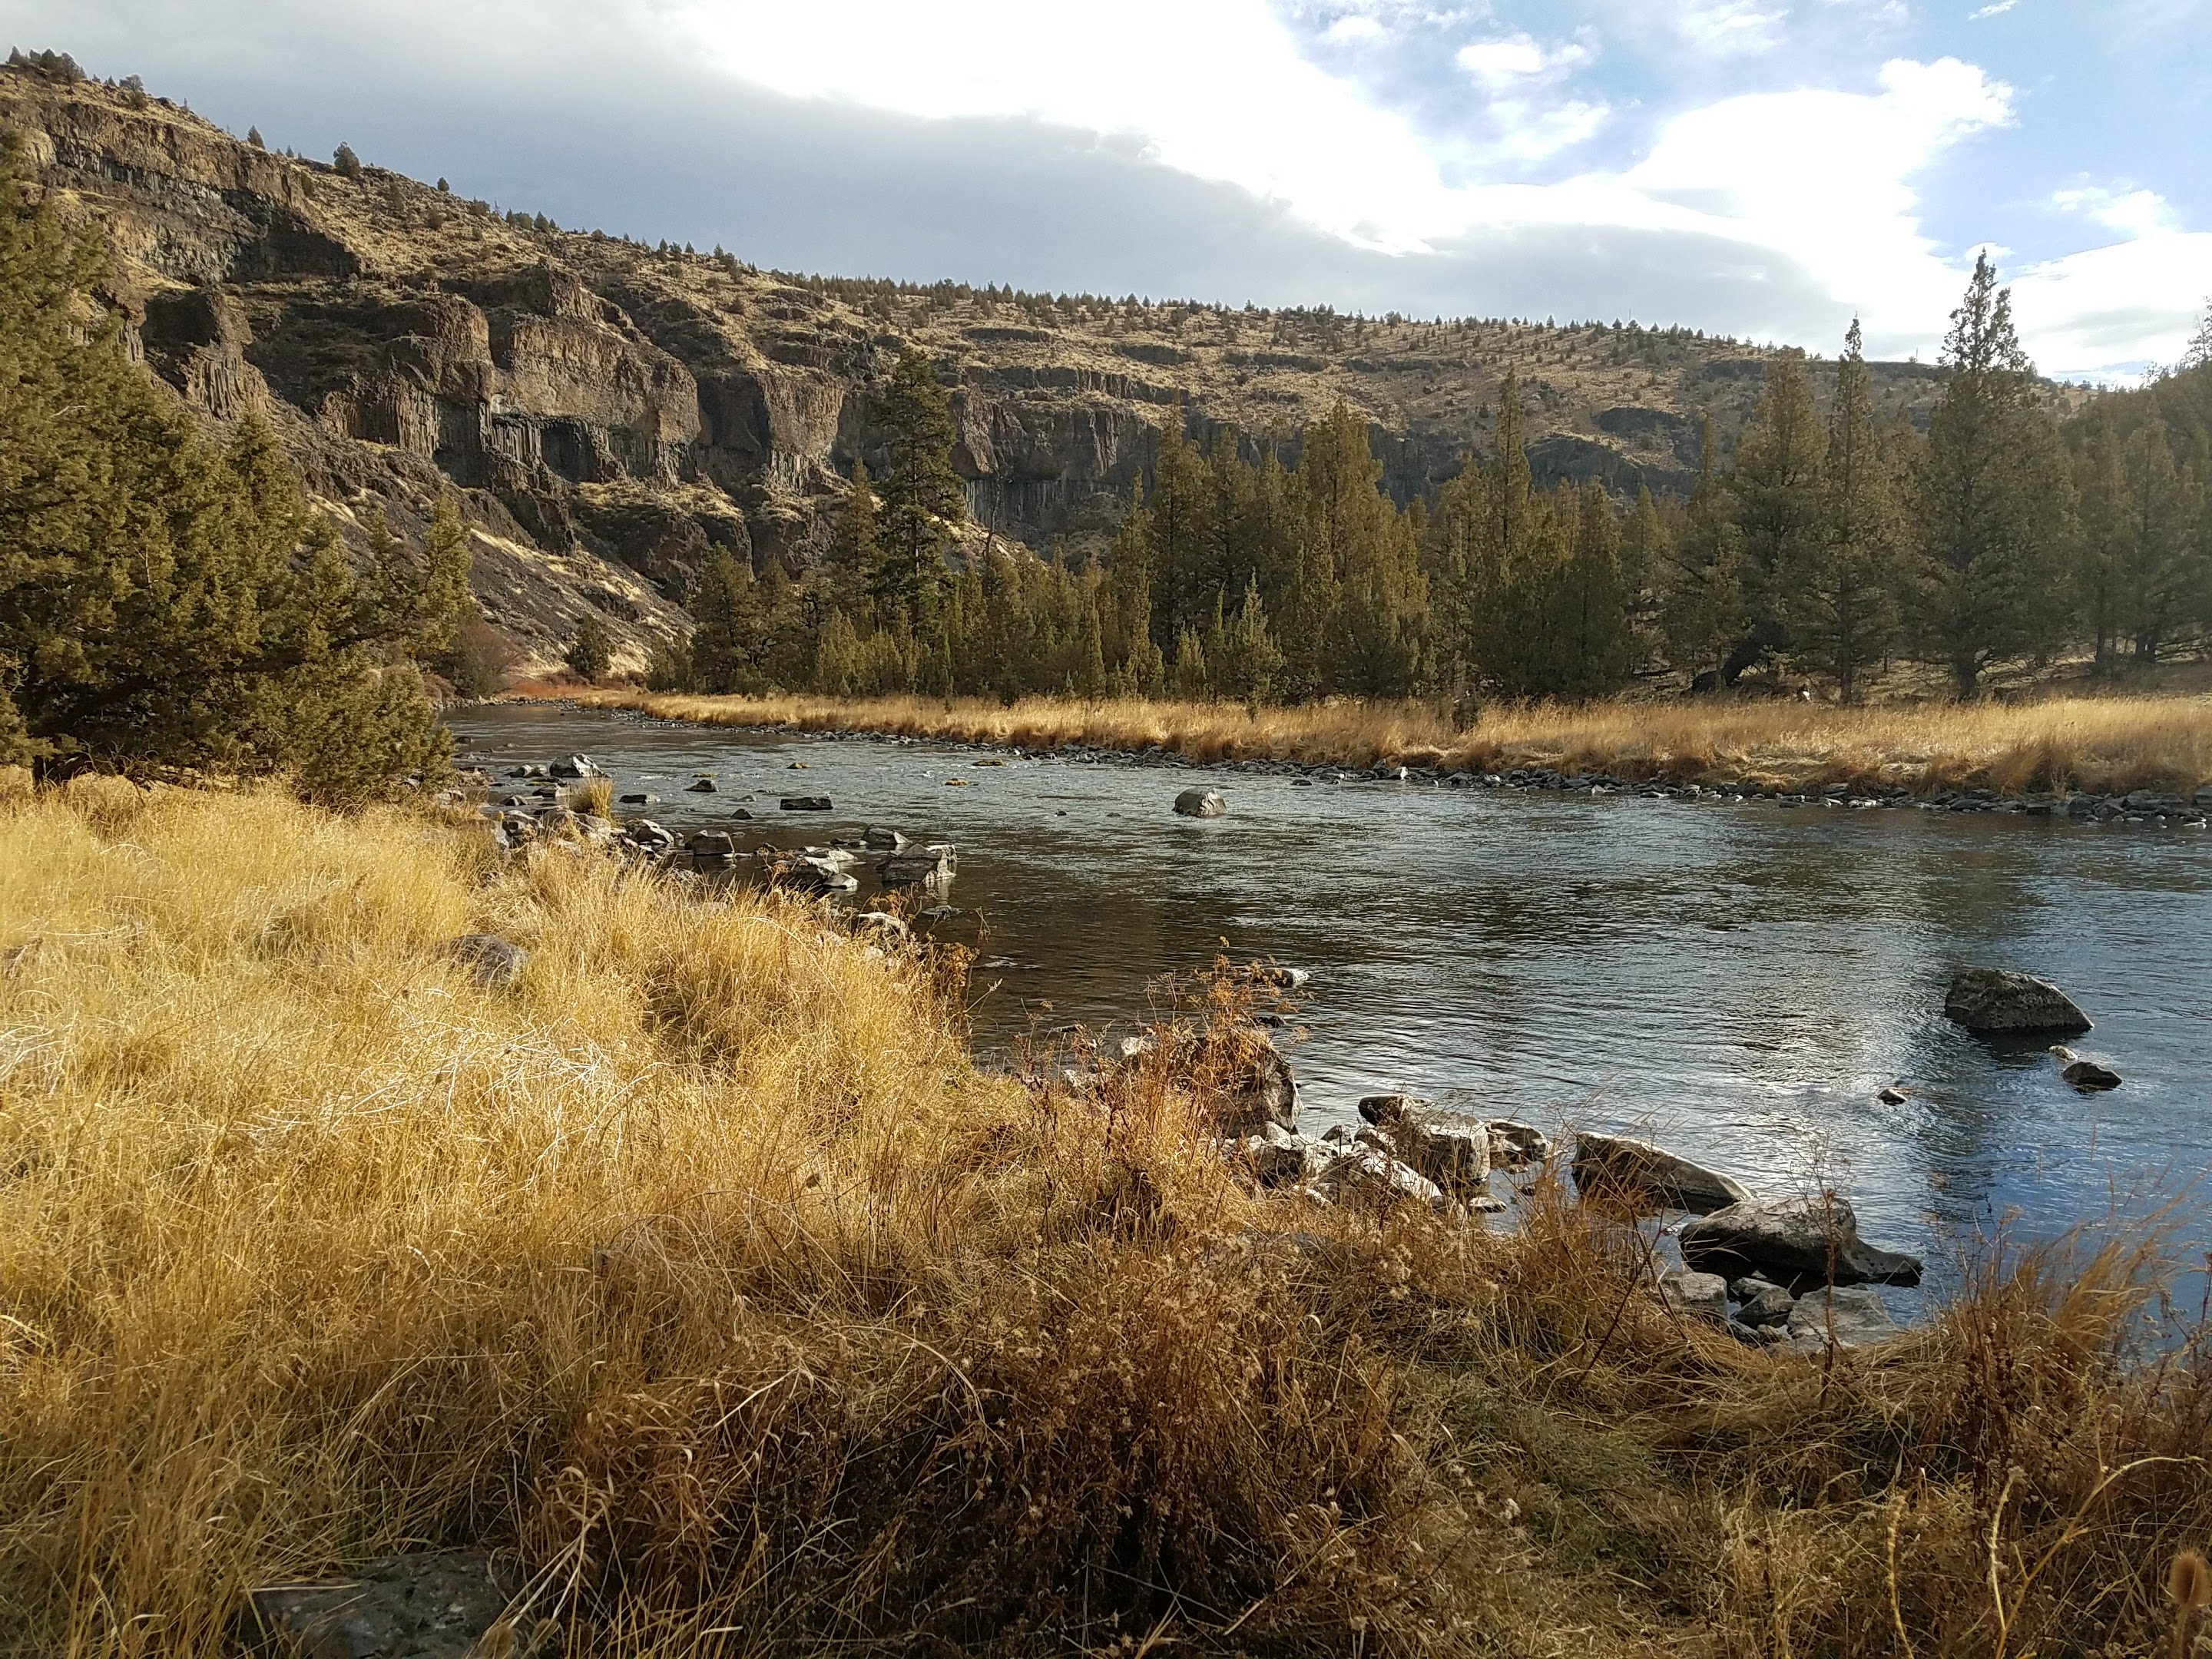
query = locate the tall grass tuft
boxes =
[5,776,2212,1654]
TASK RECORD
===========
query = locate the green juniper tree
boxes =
[564,614,614,682]
[0,139,464,796]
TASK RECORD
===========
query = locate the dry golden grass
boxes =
[579,688,2212,798]
[4,776,2212,1656]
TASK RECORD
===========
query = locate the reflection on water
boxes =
[449,703,2212,1311]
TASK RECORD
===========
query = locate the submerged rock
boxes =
[1571,1132,1751,1214]
[780,795,833,812]
[1679,1194,1922,1287]
[687,777,717,793]
[2050,1045,2121,1091]
[1174,788,1227,818]
[687,830,737,860]
[1943,968,2091,1035]
[877,844,958,889]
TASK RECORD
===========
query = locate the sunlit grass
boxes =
[574,688,2212,797]
[5,776,2212,1654]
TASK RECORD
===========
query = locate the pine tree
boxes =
[333,143,362,178]
[1783,320,1898,700]
[1731,349,1825,657]
[1661,420,1745,687]
[1912,254,2074,697]
[875,346,964,622]
[1554,482,1630,697]
[687,548,758,693]
[2072,411,2128,677]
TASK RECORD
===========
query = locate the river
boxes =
[449,701,2212,1313]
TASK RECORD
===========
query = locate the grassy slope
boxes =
[2,777,2207,1656]
[573,688,2212,799]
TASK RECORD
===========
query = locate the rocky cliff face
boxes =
[2,68,1949,674]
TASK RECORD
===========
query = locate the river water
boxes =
[449,703,2212,1312]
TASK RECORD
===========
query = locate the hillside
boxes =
[2,62,1985,675]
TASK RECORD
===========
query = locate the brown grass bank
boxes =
[569,688,2212,800]
[4,777,2212,1655]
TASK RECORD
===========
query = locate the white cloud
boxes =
[1969,1,2018,18]
[1455,33,1595,85]
[1668,0,1790,55]
[1323,13,1386,44]
[2050,183,2179,240]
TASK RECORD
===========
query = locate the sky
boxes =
[8,0,2208,380]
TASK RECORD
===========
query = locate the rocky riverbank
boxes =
[551,696,2212,828]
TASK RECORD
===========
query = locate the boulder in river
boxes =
[1571,1132,1750,1214]
[861,826,909,851]
[446,935,528,991]
[548,753,605,780]
[1358,1094,1491,1194]
[248,1550,545,1659]
[780,795,833,812]
[688,830,737,860]
[687,777,717,793]
[877,844,958,889]
[1943,968,2091,1035]
[618,792,659,806]
[1784,1286,1903,1352]
[2049,1045,2121,1091]
[1174,789,1227,818]
[1679,1194,1922,1287]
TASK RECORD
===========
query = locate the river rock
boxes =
[687,777,717,793]
[781,795,833,812]
[877,844,958,889]
[688,830,737,860]
[1357,1094,1491,1194]
[1218,1042,1302,1135]
[1678,1194,1922,1287]
[623,819,677,854]
[1247,964,1311,989]
[1943,968,2091,1034]
[2050,1045,2121,1091]
[860,826,909,850]
[1174,789,1227,818]
[618,792,659,806]
[1784,1286,1903,1352]
[1315,1144,1444,1209]
[1734,1281,1797,1329]
[1660,1268,1728,1323]
[548,753,605,780]
[446,934,528,990]
[1486,1121,1551,1167]
[248,1550,548,1659]
[1235,1133,1311,1190]
[1571,1133,1751,1214]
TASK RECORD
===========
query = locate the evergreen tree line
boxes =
[0,141,474,798]
[658,258,2212,707]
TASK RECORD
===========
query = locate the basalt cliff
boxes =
[2,66,1950,675]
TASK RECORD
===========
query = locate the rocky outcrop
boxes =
[0,68,1952,678]
[1943,969,2092,1035]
